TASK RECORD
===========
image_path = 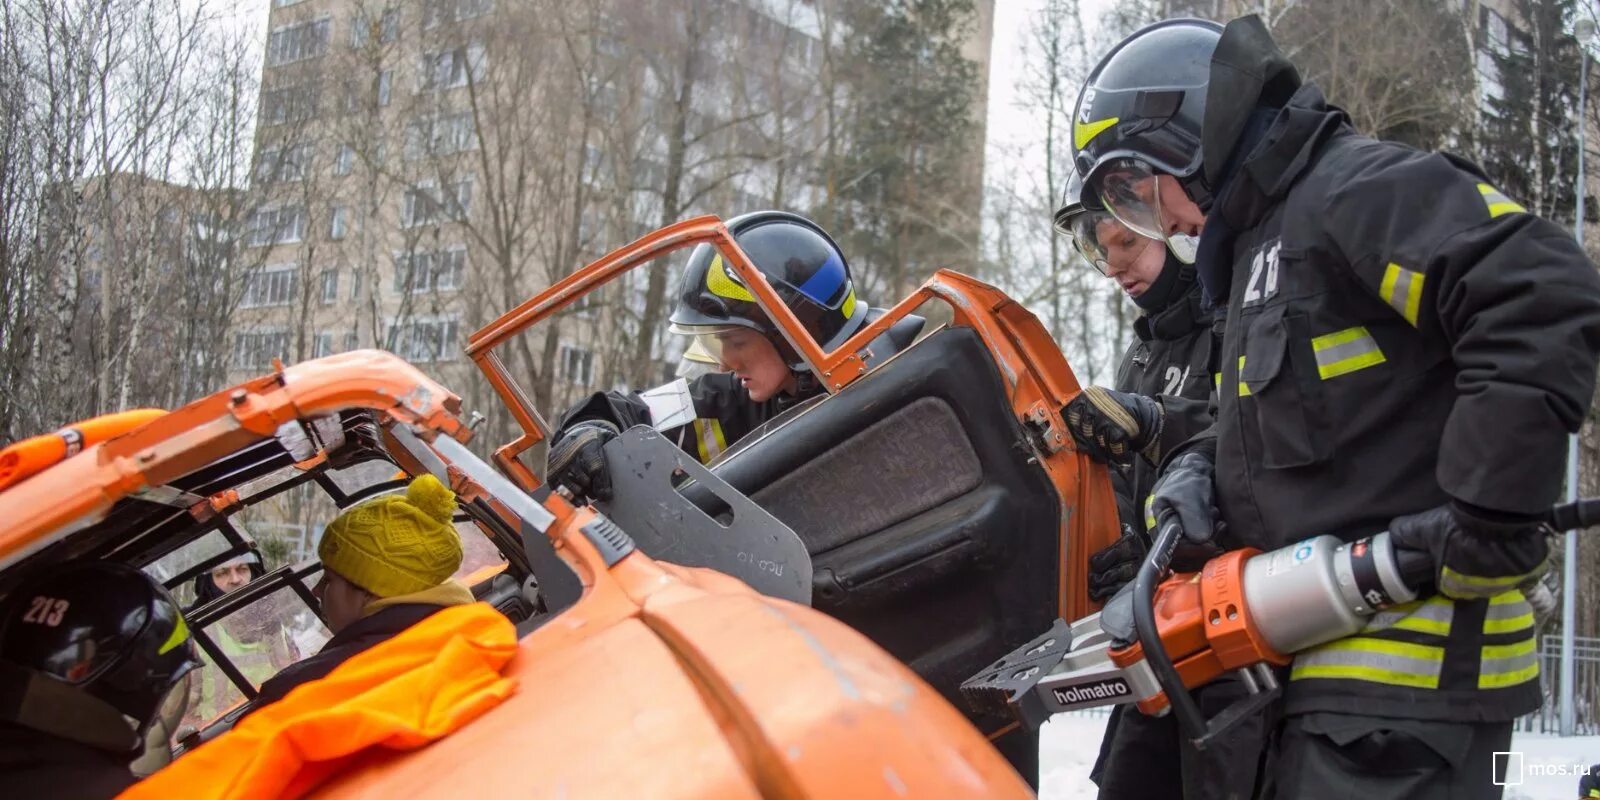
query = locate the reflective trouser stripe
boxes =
[692,418,727,463]
[1439,566,1535,600]
[1362,595,1454,636]
[1236,355,1251,397]
[1311,326,1387,379]
[1144,495,1156,531]
[1479,638,1539,689]
[1291,636,1445,689]
[1380,263,1426,327]
[1483,590,1535,635]
[1479,183,1527,218]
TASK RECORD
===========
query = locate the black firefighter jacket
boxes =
[1193,84,1600,721]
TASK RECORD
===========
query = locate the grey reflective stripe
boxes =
[1483,590,1535,635]
[1310,327,1386,380]
[1363,596,1453,637]
[1478,183,1527,218]
[1479,639,1539,689]
[1380,263,1426,326]
[1290,636,1444,689]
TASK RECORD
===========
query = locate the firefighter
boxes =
[1580,763,1600,798]
[0,561,202,798]
[254,474,473,707]
[1058,173,1273,799]
[546,210,868,502]
[1070,15,1600,799]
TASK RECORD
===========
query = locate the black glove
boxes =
[546,420,619,502]
[1146,451,1224,572]
[1064,387,1165,466]
[1388,502,1550,601]
[1088,523,1147,602]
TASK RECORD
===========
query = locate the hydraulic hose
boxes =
[1133,512,1207,742]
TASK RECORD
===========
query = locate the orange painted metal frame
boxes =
[467,215,1122,622]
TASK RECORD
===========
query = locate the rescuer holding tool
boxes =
[1057,170,1268,795]
[1069,14,1600,798]
[545,211,870,500]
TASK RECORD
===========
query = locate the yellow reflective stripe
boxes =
[1379,263,1426,327]
[1363,596,1453,636]
[692,418,712,462]
[1212,372,1221,389]
[1236,355,1251,397]
[1075,116,1120,150]
[1479,638,1539,689]
[158,615,191,655]
[1479,183,1527,218]
[705,254,755,302]
[1311,326,1387,380]
[1484,590,1535,635]
[840,288,856,320]
[708,418,727,460]
[1439,566,1535,599]
[1291,636,1445,689]
[1144,495,1156,531]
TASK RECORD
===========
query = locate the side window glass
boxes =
[453,517,508,586]
[184,585,330,732]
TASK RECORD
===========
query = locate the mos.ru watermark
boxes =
[1492,751,1595,785]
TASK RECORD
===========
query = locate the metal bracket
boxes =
[1022,401,1066,454]
[598,426,812,605]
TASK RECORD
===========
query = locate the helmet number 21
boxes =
[22,595,70,626]
[1243,242,1281,306]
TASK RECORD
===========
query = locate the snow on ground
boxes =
[1038,710,1600,799]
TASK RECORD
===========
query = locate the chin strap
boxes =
[0,661,140,754]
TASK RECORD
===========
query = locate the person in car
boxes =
[546,210,871,501]
[252,474,473,707]
[185,547,300,726]
[0,561,202,798]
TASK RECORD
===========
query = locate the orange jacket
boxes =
[124,603,517,800]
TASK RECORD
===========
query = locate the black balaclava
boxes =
[1132,250,1195,313]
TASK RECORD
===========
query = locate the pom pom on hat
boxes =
[318,474,463,597]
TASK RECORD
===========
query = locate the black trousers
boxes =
[1261,712,1513,800]
[1091,675,1275,800]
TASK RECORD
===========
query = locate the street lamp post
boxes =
[1562,15,1595,739]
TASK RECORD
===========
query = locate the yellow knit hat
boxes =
[318,474,463,597]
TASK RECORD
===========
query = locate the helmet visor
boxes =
[1092,158,1201,265]
[668,322,749,370]
[1066,208,1160,277]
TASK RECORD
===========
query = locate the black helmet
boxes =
[0,561,201,744]
[1071,18,1223,208]
[669,211,867,368]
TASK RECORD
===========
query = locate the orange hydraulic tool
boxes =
[963,501,1600,749]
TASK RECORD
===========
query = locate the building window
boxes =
[267,18,330,67]
[388,316,460,363]
[377,69,392,106]
[405,112,477,159]
[320,269,339,304]
[329,206,349,240]
[254,143,312,183]
[418,43,486,91]
[559,343,594,385]
[313,331,335,358]
[240,264,298,308]
[349,9,398,48]
[260,83,320,127]
[394,246,466,293]
[334,144,354,176]
[246,205,306,247]
[401,177,472,227]
[233,330,291,370]
[424,0,494,29]
[343,331,360,351]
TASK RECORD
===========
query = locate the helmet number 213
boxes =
[21,595,70,626]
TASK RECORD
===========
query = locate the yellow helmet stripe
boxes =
[705,254,755,302]
[1074,117,1120,151]
[158,614,191,655]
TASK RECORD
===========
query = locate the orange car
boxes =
[0,216,1118,797]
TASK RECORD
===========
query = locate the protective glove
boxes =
[1388,502,1550,601]
[1146,451,1225,572]
[545,420,620,502]
[1088,522,1147,602]
[1064,387,1165,466]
